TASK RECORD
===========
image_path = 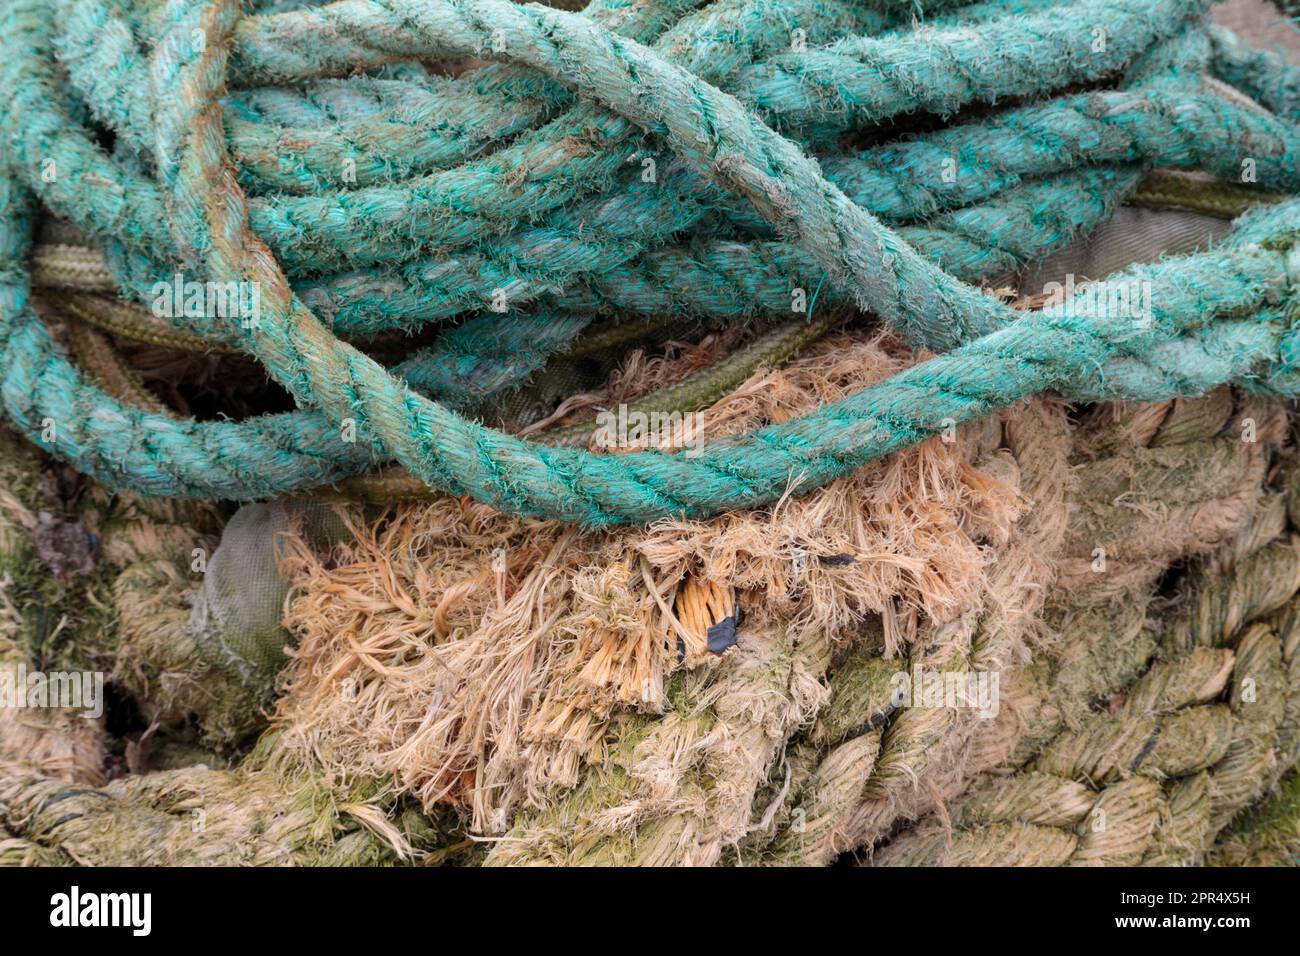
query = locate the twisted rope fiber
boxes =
[14,3,1298,342]
[0,0,1297,522]
[495,391,1283,862]
[2,0,1159,321]
[0,5,1279,502]
[60,0,1138,197]
[15,0,1242,309]
[60,0,893,195]
[1209,24,1300,121]
[157,0,1300,522]
[871,527,1300,866]
[0,163,1148,502]
[57,0,1198,230]
[774,398,1294,868]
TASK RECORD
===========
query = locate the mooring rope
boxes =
[0,0,1296,522]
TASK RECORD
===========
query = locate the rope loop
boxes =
[0,0,1295,522]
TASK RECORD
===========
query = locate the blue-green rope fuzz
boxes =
[0,0,1296,523]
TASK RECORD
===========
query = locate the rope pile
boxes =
[482,387,1299,864]
[4,382,1299,865]
[0,0,1296,522]
[2,0,1300,867]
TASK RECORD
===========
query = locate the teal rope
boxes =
[30,0,1207,342]
[729,0,1207,142]
[296,166,1143,335]
[0,0,1296,523]
[213,0,1070,193]
[224,0,887,194]
[54,0,711,166]
[819,87,1297,223]
[25,21,1295,352]
[41,0,1208,279]
[61,0,889,272]
[62,0,1069,196]
[6,178,1297,505]
[162,0,1300,522]
[1210,23,1300,121]
[256,28,1252,336]
[15,4,1296,341]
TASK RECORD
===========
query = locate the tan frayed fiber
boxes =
[271,333,1025,841]
[5,327,1299,866]
[251,325,1300,866]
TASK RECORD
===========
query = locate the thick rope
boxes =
[0,0,1296,524]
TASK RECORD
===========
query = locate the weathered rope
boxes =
[0,0,1296,524]
[462,378,1294,862]
[870,532,1300,865]
[1209,23,1300,121]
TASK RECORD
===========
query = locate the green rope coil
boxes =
[0,0,1297,524]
